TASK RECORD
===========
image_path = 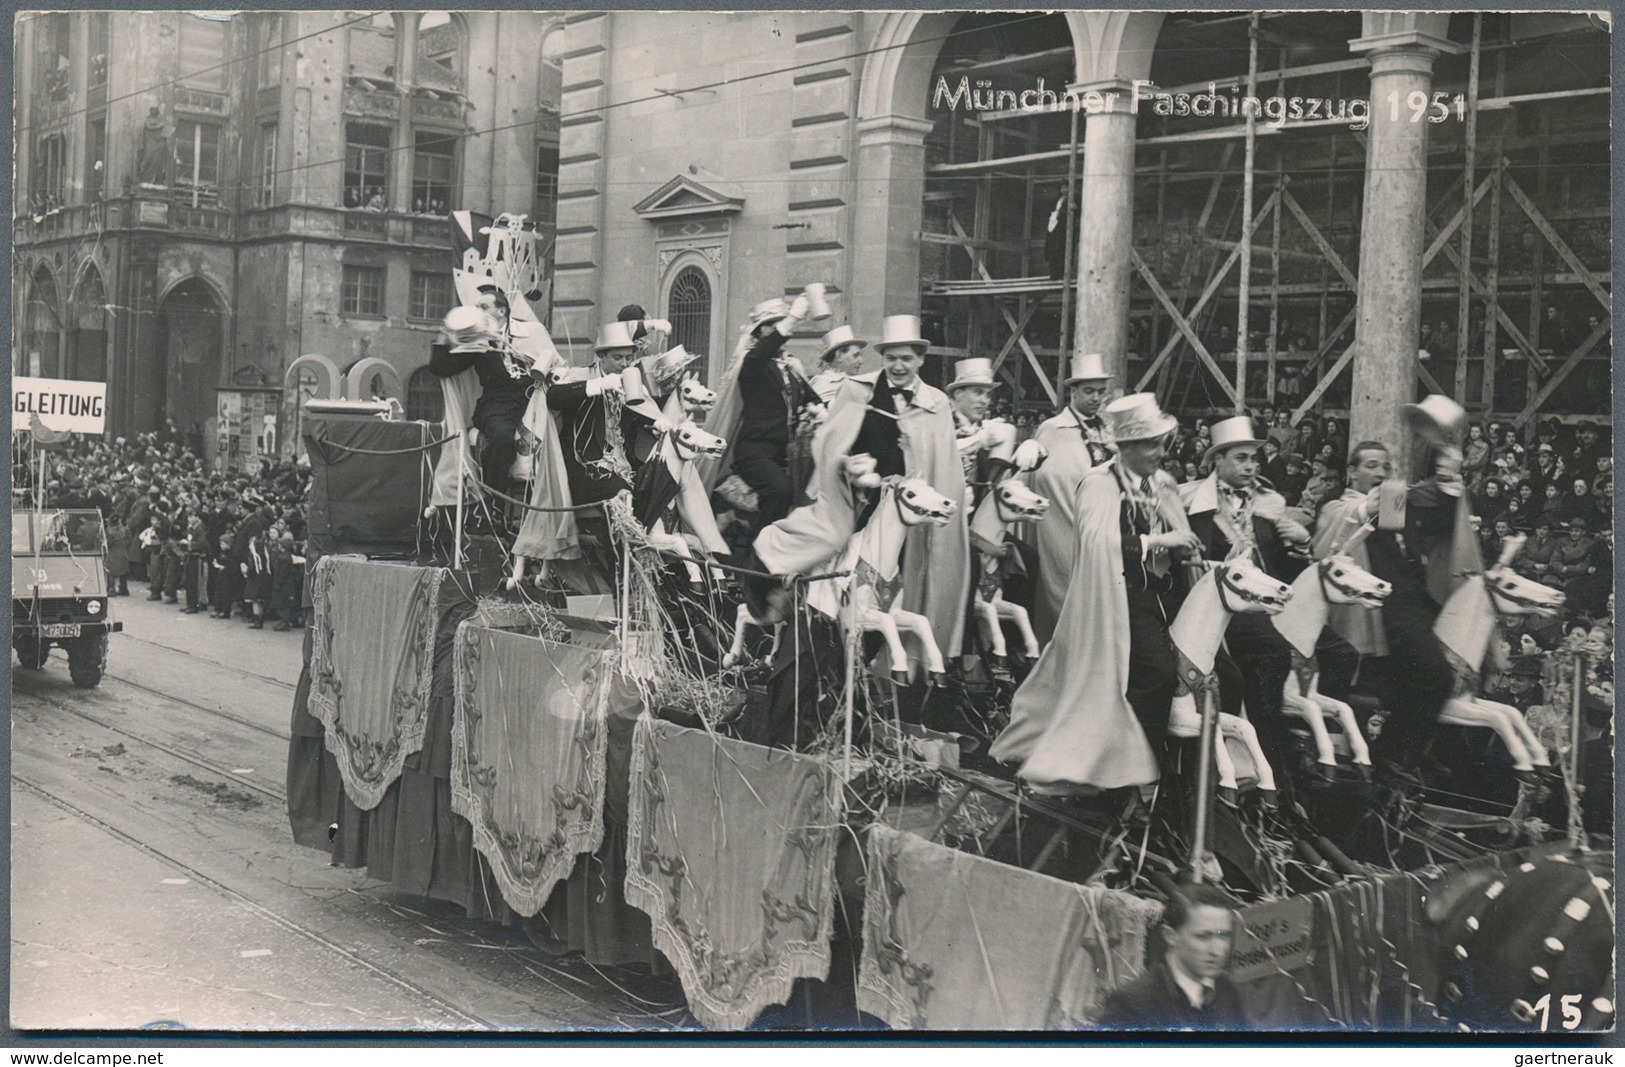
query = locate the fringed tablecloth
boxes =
[307,556,446,810]
[451,623,611,917]
[625,716,841,1030]
[858,824,1163,1029]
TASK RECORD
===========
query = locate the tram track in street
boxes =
[13,774,493,1029]
[13,676,288,805]
[119,630,300,693]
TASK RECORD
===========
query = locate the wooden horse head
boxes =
[1315,554,1392,608]
[1212,553,1293,616]
[888,476,959,528]
[668,420,726,464]
[1486,535,1565,619]
[677,376,717,418]
[991,479,1050,523]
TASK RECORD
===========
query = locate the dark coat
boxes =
[1097,956,1250,1031]
[547,372,631,507]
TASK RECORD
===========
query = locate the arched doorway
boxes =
[666,265,713,379]
[155,277,224,447]
[24,266,62,378]
[68,267,109,382]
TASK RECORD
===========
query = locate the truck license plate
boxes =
[41,623,81,639]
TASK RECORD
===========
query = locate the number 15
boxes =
[1534,993,1582,1030]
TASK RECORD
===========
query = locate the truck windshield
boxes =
[11,510,106,555]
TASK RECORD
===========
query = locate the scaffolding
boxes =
[919,11,1611,429]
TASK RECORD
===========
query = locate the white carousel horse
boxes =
[672,377,717,419]
[636,420,729,584]
[1269,528,1391,774]
[723,454,885,669]
[968,478,1050,664]
[1166,556,1294,804]
[1433,535,1565,784]
[802,476,960,684]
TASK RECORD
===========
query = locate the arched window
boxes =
[69,268,109,382]
[415,12,465,93]
[25,267,61,378]
[667,266,712,378]
[406,366,444,422]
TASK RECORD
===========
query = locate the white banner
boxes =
[12,376,108,434]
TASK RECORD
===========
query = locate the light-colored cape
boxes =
[990,462,1190,791]
[1310,490,1386,655]
[754,371,970,659]
[1023,408,1108,643]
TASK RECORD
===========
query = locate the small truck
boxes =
[12,508,123,687]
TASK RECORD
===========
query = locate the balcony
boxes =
[175,87,229,115]
[343,84,400,121]
[343,211,389,238]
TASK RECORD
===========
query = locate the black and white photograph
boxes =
[8,7,1617,1038]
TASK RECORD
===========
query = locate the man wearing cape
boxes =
[991,393,1201,793]
[750,315,971,669]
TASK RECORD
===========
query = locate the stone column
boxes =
[850,115,934,350]
[1069,81,1138,383]
[1347,16,1453,461]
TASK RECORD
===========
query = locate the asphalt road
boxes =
[10,583,690,1034]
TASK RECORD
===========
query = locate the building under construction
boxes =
[557,9,1609,452]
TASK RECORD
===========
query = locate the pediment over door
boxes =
[632,174,745,221]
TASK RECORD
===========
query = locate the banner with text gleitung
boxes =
[12,376,108,435]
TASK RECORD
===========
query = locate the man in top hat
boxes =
[809,325,866,404]
[1180,414,1311,773]
[991,393,1205,800]
[722,291,827,527]
[1024,352,1116,643]
[946,357,1017,503]
[751,313,970,673]
[620,342,695,467]
[547,320,638,509]
[1354,394,1481,787]
[429,298,545,506]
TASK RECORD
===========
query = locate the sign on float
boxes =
[11,376,108,434]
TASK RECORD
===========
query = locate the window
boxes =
[178,15,228,91]
[342,265,387,316]
[174,120,222,203]
[532,141,559,235]
[33,133,66,211]
[409,271,454,321]
[344,123,391,208]
[668,267,713,377]
[412,130,457,214]
[88,14,110,89]
[37,14,69,102]
[255,14,283,89]
[85,119,106,201]
[415,12,464,92]
[346,12,397,85]
[256,123,278,207]
[406,366,445,422]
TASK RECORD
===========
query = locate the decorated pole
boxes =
[1189,684,1219,882]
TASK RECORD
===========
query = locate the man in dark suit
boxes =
[1181,416,1311,777]
[1098,884,1250,1030]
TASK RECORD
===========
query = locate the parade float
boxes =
[283,212,1614,1033]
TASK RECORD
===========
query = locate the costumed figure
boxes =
[1024,352,1116,644]
[1310,440,1394,659]
[748,314,970,678]
[546,320,640,583]
[1354,394,1486,787]
[1179,415,1312,779]
[990,393,1203,801]
[617,314,695,467]
[946,357,1019,507]
[808,324,866,404]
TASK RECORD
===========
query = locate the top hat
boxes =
[1104,393,1179,444]
[645,344,699,383]
[1063,352,1112,386]
[443,305,495,351]
[748,298,791,329]
[595,320,639,352]
[1403,394,1468,447]
[875,315,930,352]
[946,357,996,394]
[1204,415,1266,462]
[819,324,866,363]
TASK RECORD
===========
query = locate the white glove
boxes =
[1011,438,1048,472]
[844,453,882,489]
[643,318,672,335]
[586,373,624,396]
[786,293,812,323]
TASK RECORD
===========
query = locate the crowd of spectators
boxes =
[14,422,311,632]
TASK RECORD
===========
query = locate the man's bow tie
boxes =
[894,386,915,404]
